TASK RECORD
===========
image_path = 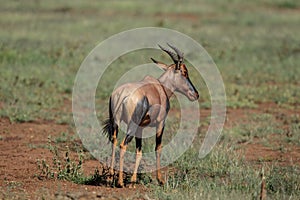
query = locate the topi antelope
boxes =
[103,44,199,187]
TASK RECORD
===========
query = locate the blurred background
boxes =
[1,0,299,122]
[0,0,299,199]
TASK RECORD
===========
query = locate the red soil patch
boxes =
[0,118,148,199]
[241,139,300,166]
[225,103,300,166]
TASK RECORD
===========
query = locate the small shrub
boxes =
[36,136,85,183]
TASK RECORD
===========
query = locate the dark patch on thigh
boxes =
[124,96,149,145]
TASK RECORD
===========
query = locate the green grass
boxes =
[1,0,300,199]
[221,113,284,144]
[285,114,300,145]
[37,136,300,199]
[149,145,300,200]
[1,0,299,122]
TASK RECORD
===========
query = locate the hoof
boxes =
[157,179,165,186]
[128,182,136,188]
[106,175,114,186]
[106,181,112,187]
[116,182,124,188]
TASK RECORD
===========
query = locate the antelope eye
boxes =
[181,70,187,77]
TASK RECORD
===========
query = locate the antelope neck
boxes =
[158,73,175,99]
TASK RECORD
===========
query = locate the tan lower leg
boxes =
[109,132,117,175]
[118,140,126,187]
[156,146,164,185]
[131,149,142,183]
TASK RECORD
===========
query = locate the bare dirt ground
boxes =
[0,118,149,199]
[0,103,299,199]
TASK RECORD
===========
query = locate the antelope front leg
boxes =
[130,129,142,188]
[155,123,165,185]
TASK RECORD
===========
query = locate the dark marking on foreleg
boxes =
[156,122,165,185]
[117,96,149,187]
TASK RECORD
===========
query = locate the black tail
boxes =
[102,97,114,142]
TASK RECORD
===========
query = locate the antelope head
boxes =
[151,44,199,101]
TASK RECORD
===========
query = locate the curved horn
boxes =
[158,44,178,63]
[167,43,184,63]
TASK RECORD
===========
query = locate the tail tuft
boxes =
[102,118,113,142]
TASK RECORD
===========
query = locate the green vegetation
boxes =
[1,0,299,122]
[36,136,300,199]
[36,135,150,187]
[222,113,284,144]
[36,136,84,183]
[150,146,300,200]
[1,0,299,199]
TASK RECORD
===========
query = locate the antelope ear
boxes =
[151,58,169,71]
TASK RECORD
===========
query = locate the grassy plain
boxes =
[0,0,299,199]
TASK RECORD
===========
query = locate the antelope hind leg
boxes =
[107,127,118,185]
